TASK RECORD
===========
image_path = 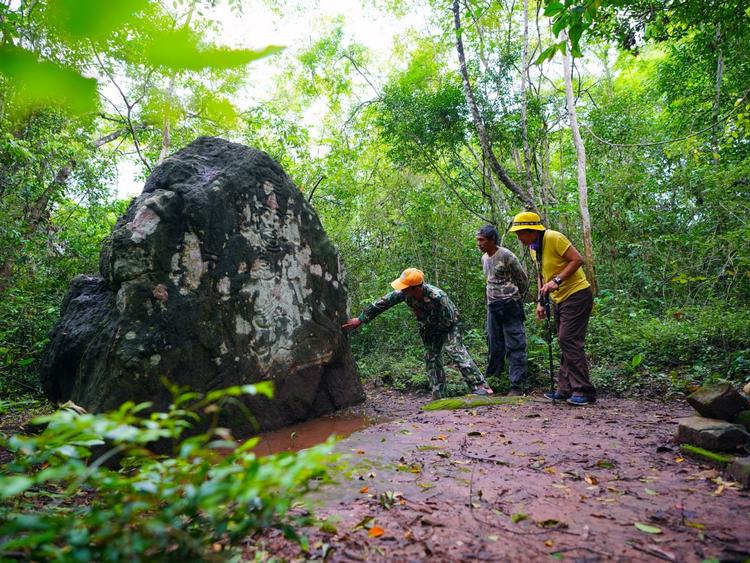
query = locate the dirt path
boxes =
[250,390,750,562]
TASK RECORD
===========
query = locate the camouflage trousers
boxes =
[420,324,486,398]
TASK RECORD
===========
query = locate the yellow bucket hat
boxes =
[391,268,425,290]
[508,211,546,232]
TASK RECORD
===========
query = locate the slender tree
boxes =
[561,33,597,292]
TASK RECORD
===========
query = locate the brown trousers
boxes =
[553,287,595,397]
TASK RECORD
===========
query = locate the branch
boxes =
[307,176,325,202]
[91,45,152,173]
[94,124,148,148]
[340,53,379,97]
[452,0,537,212]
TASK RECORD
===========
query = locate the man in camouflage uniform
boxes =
[342,268,493,399]
[476,225,529,395]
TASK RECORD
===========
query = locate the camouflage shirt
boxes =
[358,284,460,331]
[482,247,529,303]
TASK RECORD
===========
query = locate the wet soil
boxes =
[251,385,419,455]
[249,386,750,562]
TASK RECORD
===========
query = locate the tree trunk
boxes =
[711,22,724,169]
[520,0,535,198]
[452,0,537,212]
[0,128,137,295]
[562,36,597,294]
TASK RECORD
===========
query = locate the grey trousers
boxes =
[485,299,527,388]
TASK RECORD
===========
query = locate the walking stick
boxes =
[541,293,555,404]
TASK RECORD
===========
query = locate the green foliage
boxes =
[0,1,280,120]
[141,29,284,72]
[588,294,750,397]
[0,383,336,560]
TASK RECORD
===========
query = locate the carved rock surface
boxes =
[41,137,363,432]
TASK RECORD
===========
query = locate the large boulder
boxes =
[40,137,364,432]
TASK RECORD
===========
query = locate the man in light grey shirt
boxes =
[476,225,529,395]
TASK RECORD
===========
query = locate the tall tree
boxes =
[452,0,537,212]
[561,34,597,292]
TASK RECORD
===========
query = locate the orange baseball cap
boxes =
[391,268,424,290]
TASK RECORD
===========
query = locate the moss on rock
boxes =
[679,443,736,466]
[422,395,526,411]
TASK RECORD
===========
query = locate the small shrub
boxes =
[0,382,337,561]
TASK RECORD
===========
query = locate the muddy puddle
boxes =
[249,413,385,456]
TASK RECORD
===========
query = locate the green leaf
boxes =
[535,44,558,65]
[569,23,585,51]
[140,28,284,71]
[44,0,149,41]
[0,475,34,498]
[511,512,529,523]
[634,522,662,534]
[0,47,98,118]
[544,2,566,16]
[552,15,569,36]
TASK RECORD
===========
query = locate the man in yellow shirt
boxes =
[509,212,596,406]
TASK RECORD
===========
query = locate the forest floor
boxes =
[248,385,750,562]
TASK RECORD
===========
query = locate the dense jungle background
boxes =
[2,0,750,559]
[2,0,748,402]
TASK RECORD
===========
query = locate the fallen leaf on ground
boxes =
[644,488,658,496]
[319,521,338,534]
[359,486,369,494]
[537,519,567,529]
[351,516,374,531]
[368,526,385,538]
[634,522,662,534]
[584,474,598,485]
